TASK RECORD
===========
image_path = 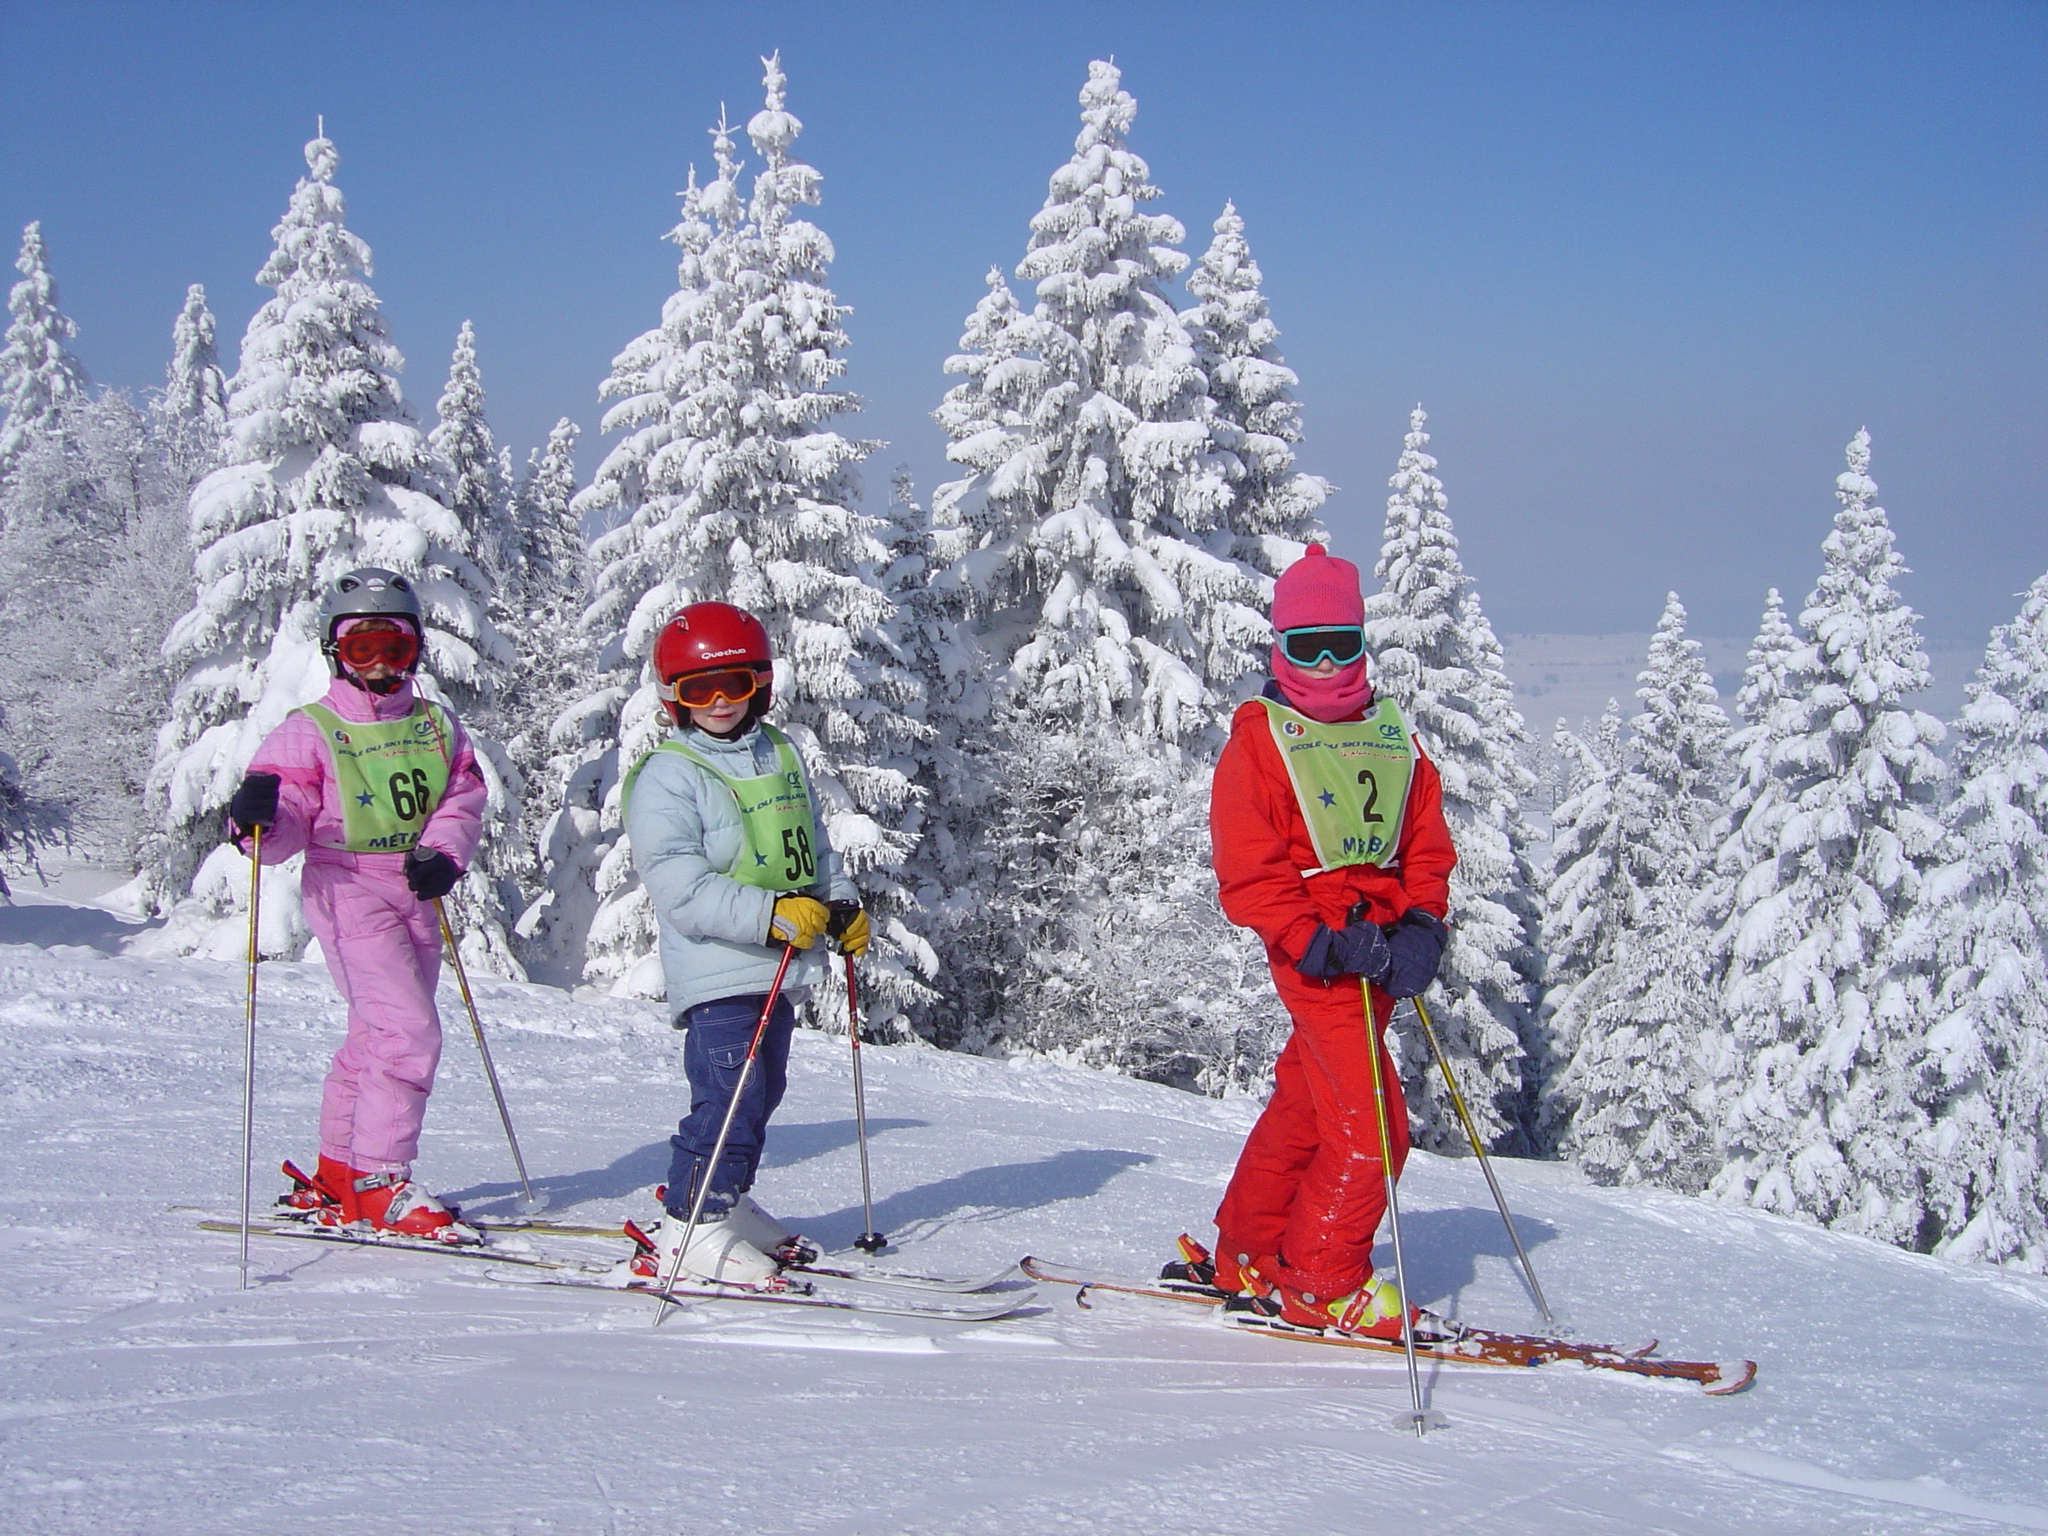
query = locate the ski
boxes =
[199,1218,1034,1322]
[486,1269,1031,1322]
[1019,1257,1754,1396]
[465,1205,1016,1294]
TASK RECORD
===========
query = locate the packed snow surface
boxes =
[1,890,2044,1535]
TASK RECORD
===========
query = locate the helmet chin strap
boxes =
[340,669,410,696]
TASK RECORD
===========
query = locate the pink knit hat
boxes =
[1272,543,1364,631]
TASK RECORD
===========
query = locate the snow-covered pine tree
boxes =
[924,61,1282,1079]
[1359,406,1536,1150]
[154,283,228,475]
[142,133,516,968]
[1915,573,2048,1271]
[1555,595,1728,1188]
[1530,702,1625,1148]
[0,222,91,472]
[1182,201,1330,574]
[429,321,514,594]
[500,418,587,793]
[533,60,931,1023]
[1696,588,1801,1102]
[1711,430,1948,1243]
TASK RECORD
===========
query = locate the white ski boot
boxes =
[728,1193,820,1267]
[613,1211,784,1290]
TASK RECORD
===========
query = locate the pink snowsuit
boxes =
[240,678,488,1174]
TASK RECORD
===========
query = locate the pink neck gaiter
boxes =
[1271,645,1372,722]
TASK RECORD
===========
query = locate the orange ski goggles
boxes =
[661,667,764,711]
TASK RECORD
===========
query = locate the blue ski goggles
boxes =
[1279,626,1367,668]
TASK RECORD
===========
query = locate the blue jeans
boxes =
[666,993,794,1220]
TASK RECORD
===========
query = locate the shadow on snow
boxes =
[1385,1204,1561,1317]
[444,1117,929,1215]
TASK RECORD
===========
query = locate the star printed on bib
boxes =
[754,852,769,868]
[356,790,376,807]
[1318,789,1337,808]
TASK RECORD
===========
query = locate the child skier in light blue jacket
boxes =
[615,601,867,1289]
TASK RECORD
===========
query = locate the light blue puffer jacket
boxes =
[624,722,858,1022]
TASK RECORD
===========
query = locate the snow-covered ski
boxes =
[486,1268,1030,1322]
[1019,1257,1755,1395]
[460,1200,1020,1295]
[199,1218,1034,1321]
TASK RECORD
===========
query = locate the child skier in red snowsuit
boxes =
[227,568,490,1243]
[1186,544,1458,1339]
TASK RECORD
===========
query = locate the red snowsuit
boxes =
[1210,691,1456,1300]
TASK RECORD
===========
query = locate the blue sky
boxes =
[2,1,2041,650]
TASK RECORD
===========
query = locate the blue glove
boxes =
[1295,920,1392,982]
[1378,909,1449,999]
[403,846,462,901]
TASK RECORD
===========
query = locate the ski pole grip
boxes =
[826,900,861,941]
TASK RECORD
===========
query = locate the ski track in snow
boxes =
[0,897,2044,1535]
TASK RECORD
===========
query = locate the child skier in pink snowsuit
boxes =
[228,568,489,1242]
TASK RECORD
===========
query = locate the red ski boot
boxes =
[1250,1270,1461,1343]
[276,1156,350,1214]
[1159,1234,1273,1297]
[317,1169,479,1244]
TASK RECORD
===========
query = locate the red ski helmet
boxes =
[652,602,773,724]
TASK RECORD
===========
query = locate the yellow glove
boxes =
[837,909,872,958]
[769,895,831,950]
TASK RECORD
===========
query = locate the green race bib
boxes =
[622,723,819,891]
[299,700,454,854]
[1258,695,1419,871]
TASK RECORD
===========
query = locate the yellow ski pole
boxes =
[1410,993,1555,1328]
[1363,981,1433,1437]
[238,825,262,1290]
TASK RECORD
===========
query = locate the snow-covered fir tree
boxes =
[499,418,587,793]
[1711,430,1948,1244]
[0,222,91,472]
[1911,574,2048,1271]
[1531,701,1625,1147]
[532,60,931,1024]
[1182,201,1329,572]
[142,133,517,970]
[429,321,513,593]
[154,283,228,474]
[924,61,1288,1080]
[1554,595,1729,1188]
[1358,406,1537,1150]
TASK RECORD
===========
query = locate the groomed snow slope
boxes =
[1,896,2044,1536]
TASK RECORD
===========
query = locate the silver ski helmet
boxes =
[319,567,423,674]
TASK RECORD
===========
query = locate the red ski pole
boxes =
[651,941,799,1327]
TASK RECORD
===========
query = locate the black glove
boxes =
[1378,909,1450,999]
[403,846,462,901]
[1295,920,1392,982]
[228,772,281,837]
[826,900,872,957]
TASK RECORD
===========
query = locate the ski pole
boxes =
[238,825,262,1291]
[652,941,799,1328]
[1410,993,1555,1329]
[434,899,545,1216]
[841,950,886,1254]
[1363,981,1432,1438]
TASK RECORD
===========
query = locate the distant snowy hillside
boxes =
[1504,632,1979,733]
[0,892,2044,1535]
